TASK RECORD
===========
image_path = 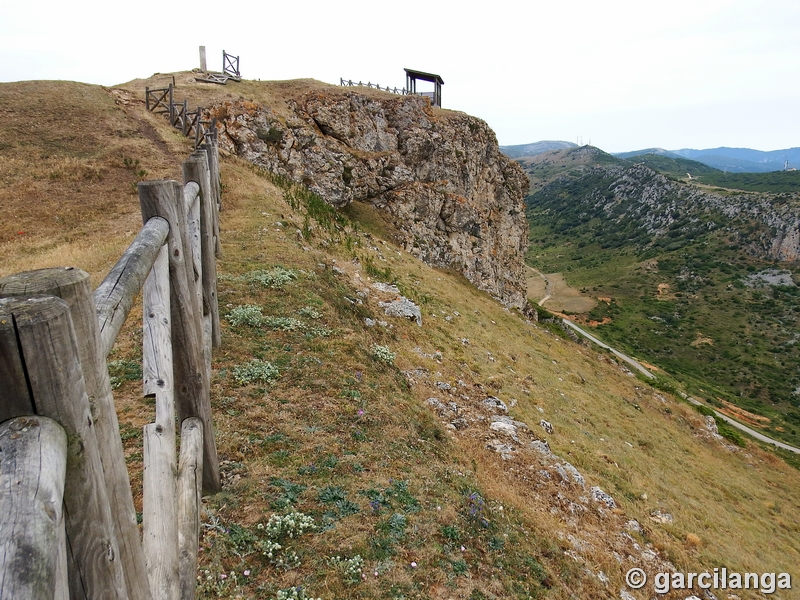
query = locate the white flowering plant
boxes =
[274,587,321,600]
[232,359,280,385]
[227,304,264,327]
[253,512,316,570]
[263,316,306,331]
[370,344,396,365]
[242,267,299,289]
[329,554,365,584]
[297,306,323,320]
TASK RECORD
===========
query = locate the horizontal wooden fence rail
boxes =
[95,217,170,358]
[145,84,219,148]
[340,77,412,96]
[0,141,224,600]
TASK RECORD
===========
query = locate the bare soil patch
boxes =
[717,399,772,428]
[528,271,596,313]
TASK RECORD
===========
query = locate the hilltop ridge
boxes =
[502,139,800,172]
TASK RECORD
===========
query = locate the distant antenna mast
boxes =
[786,159,790,171]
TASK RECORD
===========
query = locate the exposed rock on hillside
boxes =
[525,151,800,262]
[210,92,529,307]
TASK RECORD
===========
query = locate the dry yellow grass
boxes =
[2,76,799,599]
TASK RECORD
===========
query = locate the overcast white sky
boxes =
[2,0,799,153]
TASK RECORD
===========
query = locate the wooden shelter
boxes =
[404,68,444,107]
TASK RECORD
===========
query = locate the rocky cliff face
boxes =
[209,90,529,307]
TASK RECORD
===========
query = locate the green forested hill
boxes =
[520,148,800,447]
[623,153,719,179]
[621,152,800,192]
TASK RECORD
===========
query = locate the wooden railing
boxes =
[0,139,223,600]
[196,50,241,86]
[145,84,217,147]
[340,77,414,96]
[222,50,241,81]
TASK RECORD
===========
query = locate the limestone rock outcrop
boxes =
[210,89,529,307]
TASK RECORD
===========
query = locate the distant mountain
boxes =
[500,140,577,158]
[622,154,720,179]
[512,145,623,194]
[614,148,683,160]
[618,146,800,173]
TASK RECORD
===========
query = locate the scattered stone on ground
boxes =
[650,509,674,524]
[483,396,508,413]
[380,297,422,326]
[625,519,643,534]
[591,486,617,508]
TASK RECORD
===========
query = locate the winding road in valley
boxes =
[561,318,800,455]
[530,267,554,306]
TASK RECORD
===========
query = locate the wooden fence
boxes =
[0,137,224,600]
[340,77,413,96]
[196,50,241,86]
[222,50,241,81]
[145,84,218,148]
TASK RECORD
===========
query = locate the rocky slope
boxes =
[208,91,529,307]
[523,147,800,261]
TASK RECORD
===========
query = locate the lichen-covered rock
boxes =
[487,440,515,460]
[380,297,422,326]
[483,396,508,413]
[489,420,519,439]
[650,509,674,524]
[591,486,616,508]
[625,519,643,534]
[530,439,552,455]
[211,89,529,307]
[556,461,586,488]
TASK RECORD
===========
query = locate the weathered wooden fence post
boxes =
[143,421,179,600]
[177,417,204,600]
[0,416,69,600]
[143,245,174,435]
[182,100,189,136]
[0,267,153,600]
[183,182,212,388]
[139,180,221,493]
[168,84,175,126]
[141,244,180,600]
[0,296,127,599]
[183,151,222,348]
[183,181,204,331]
[201,136,223,256]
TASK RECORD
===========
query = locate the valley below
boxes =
[516,145,800,452]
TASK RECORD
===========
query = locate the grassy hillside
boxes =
[3,77,800,599]
[697,170,800,193]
